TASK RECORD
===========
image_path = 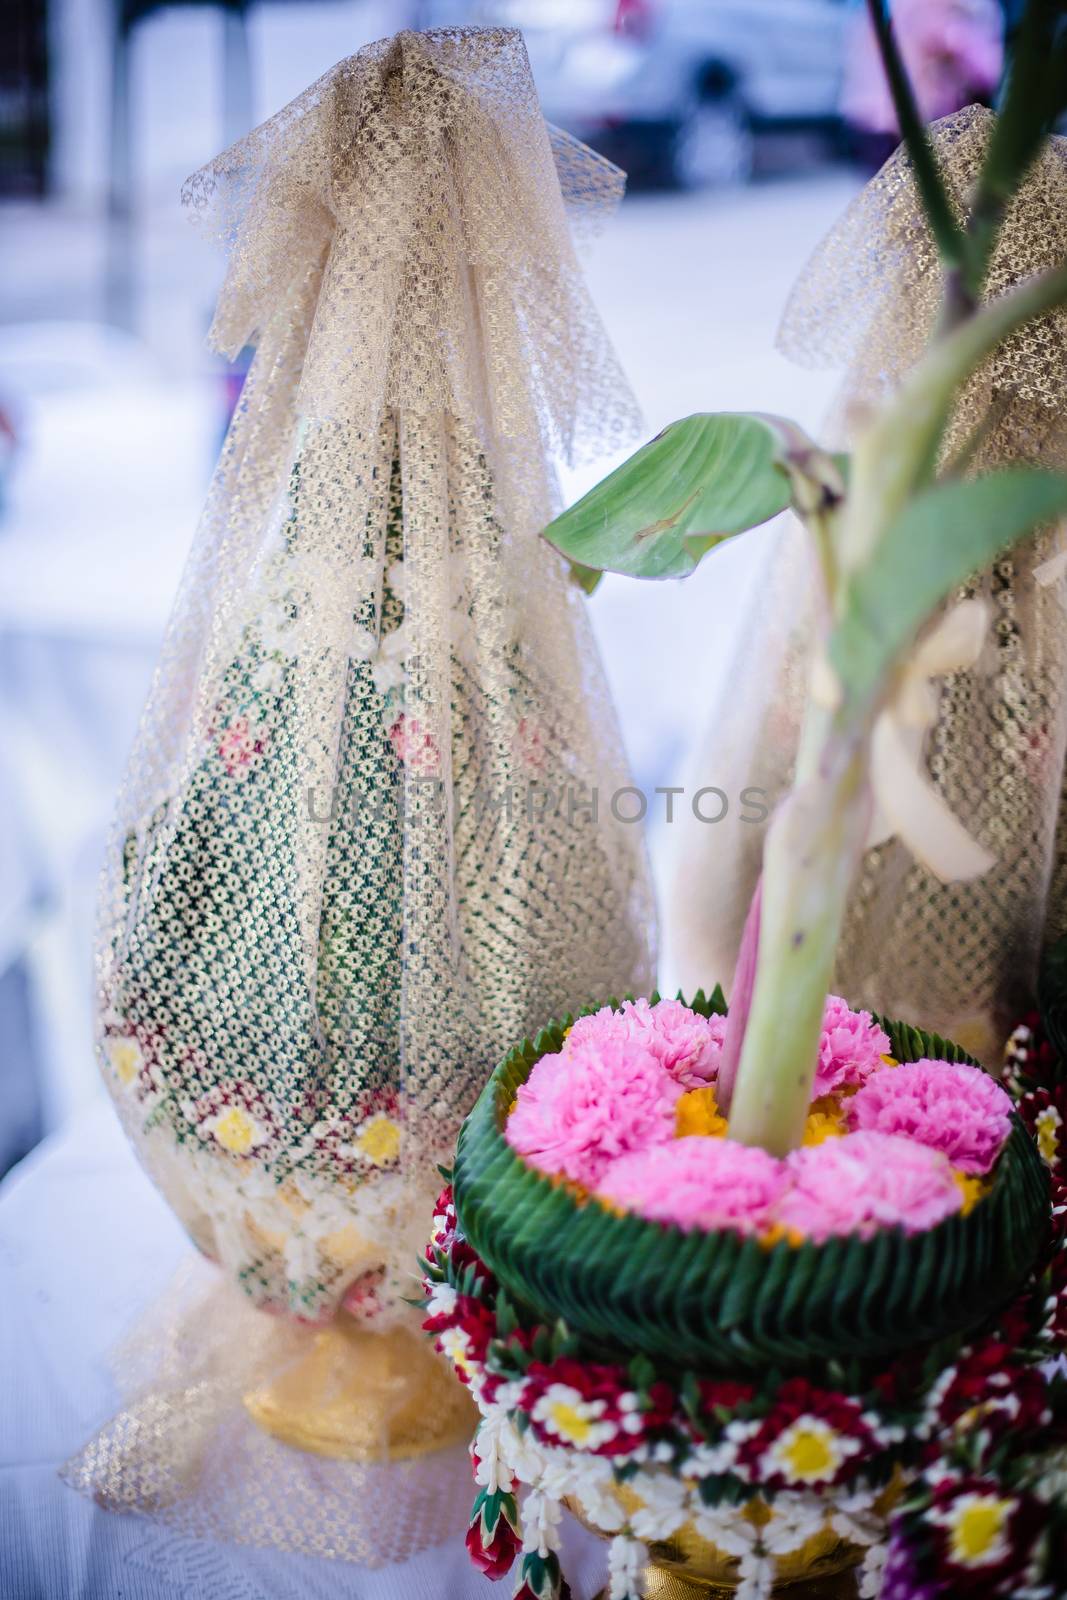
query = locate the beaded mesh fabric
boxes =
[672,106,1067,1066]
[63,28,655,1558]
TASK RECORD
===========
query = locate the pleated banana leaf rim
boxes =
[452,992,1051,1373]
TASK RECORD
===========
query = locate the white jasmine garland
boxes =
[690,1502,758,1559]
[624,1471,690,1540]
[859,1539,889,1599]
[681,1437,745,1477]
[498,1416,552,1487]
[760,1494,827,1552]
[735,1551,777,1600]
[573,1480,628,1534]
[607,1533,648,1600]
[472,1413,515,1497]
[830,1484,892,1550]
[521,1488,562,1558]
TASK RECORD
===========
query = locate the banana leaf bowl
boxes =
[451,992,1049,1374]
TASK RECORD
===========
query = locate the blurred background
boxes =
[0,0,1009,1174]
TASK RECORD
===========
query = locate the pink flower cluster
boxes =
[599,1129,964,1240]
[848,1058,1014,1175]
[814,994,891,1096]
[506,1000,725,1186]
[777,1131,964,1242]
[599,1138,786,1234]
[566,998,726,1088]
[505,999,1016,1242]
[505,1031,682,1186]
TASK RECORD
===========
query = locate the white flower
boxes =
[471,1413,515,1496]
[859,1540,889,1599]
[572,1480,627,1534]
[830,1484,890,1549]
[555,1452,625,1532]
[491,1380,529,1416]
[607,1533,648,1600]
[626,1471,690,1541]
[861,1411,907,1448]
[682,1438,745,1478]
[493,1413,547,1486]
[735,1553,777,1600]
[531,1384,619,1451]
[438,1326,479,1384]
[760,1494,827,1554]
[255,604,297,659]
[371,636,408,694]
[761,1416,858,1487]
[929,1489,1017,1569]
[691,1503,758,1559]
[424,1282,458,1320]
[521,1489,561,1558]
[617,1391,647,1436]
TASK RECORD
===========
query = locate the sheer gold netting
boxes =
[67,27,655,1556]
[672,106,1067,1064]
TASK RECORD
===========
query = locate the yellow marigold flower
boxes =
[356,1115,402,1166]
[675,1085,728,1138]
[759,1221,805,1249]
[802,1096,847,1145]
[953,1169,987,1216]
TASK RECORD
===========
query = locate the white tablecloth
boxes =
[0,1103,608,1600]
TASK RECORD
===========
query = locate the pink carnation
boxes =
[505,1035,681,1188]
[564,1005,630,1054]
[598,1137,788,1234]
[777,1131,963,1242]
[847,1059,1013,1175]
[814,995,891,1097]
[566,999,725,1089]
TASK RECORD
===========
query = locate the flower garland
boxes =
[424,1157,1066,1598]
[873,1021,1067,1599]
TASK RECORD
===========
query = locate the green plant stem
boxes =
[729,260,1067,1155]
[841,260,1067,573]
[727,738,870,1155]
[865,0,967,272]
[960,0,1066,307]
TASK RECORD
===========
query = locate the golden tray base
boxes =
[571,1478,895,1599]
[244,1315,477,1460]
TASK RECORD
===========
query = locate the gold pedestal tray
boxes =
[244,1314,477,1460]
[594,1565,858,1599]
[572,1482,886,1600]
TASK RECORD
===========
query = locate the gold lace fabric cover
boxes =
[67,26,655,1558]
[672,105,1067,1064]
[63,1257,479,1563]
